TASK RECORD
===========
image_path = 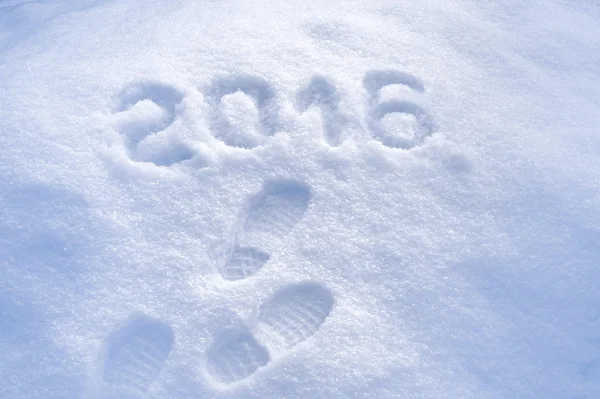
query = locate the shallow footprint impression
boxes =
[97,314,174,397]
[218,180,312,281]
[242,180,312,240]
[206,281,334,385]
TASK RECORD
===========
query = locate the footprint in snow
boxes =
[213,179,312,281]
[93,314,174,398]
[206,281,334,384]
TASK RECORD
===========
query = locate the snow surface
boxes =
[1,0,600,398]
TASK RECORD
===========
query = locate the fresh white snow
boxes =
[1,0,599,398]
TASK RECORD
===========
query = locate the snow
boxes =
[1,0,599,398]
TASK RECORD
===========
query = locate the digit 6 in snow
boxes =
[362,70,435,150]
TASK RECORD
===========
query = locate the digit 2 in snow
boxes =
[112,82,195,166]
